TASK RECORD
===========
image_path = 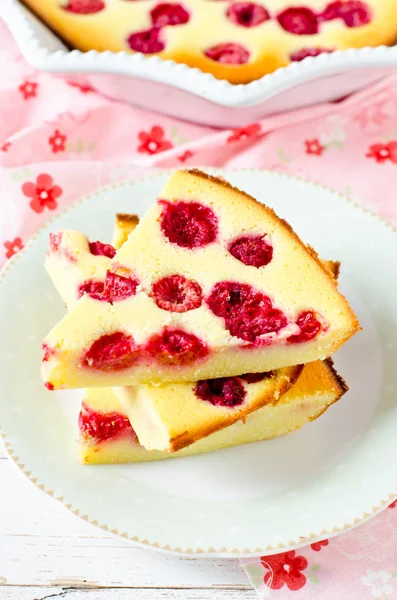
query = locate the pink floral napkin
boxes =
[242,501,397,599]
[1,17,397,599]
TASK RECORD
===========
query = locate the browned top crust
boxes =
[323,357,349,395]
[115,213,140,226]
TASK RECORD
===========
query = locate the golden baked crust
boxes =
[112,213,139,249]
[79,358,348,463]
[21,0,397,84]
[165,365,303,452]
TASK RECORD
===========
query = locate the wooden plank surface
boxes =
[0,449,250,593]
[0,588,257,599]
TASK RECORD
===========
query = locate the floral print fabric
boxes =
[0,18,397,599]
[243,502,397,599]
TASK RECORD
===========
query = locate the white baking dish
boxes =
[3,0,397,127]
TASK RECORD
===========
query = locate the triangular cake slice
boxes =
[45,213,301,443]
[79,359,348,463]
[46,214,342,453]
[42,169,359,390]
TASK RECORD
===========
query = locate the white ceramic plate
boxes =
[0,169,396,557]
[3,0,397,126]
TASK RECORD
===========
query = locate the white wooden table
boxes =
[0,441,255,600]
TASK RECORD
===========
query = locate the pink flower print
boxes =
[366,141,397,164]
[1,142,11,152]
[19,81,38,100]
[177,150,194,163]
[22,173,63,214]
[362,570,395,598]
[304,138,325,156]
[227,123,261,143]
[261,550,308,591]
[4,237,24,259]
[311,539,329,551]
[49,129,67,153]
[137,126,173,155]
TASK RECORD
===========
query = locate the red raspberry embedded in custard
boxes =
[64,0,105,14]
[288,310,322,343]
[146,328,209,365]
[228,235,273,268]
[89,240,116,259]
[321,1,371,27]
[78,272,138,302]
[82,332,138,371]
[79,404,135,442]
[228,308,288,343]
[44,382,55,391]
[195,377,246,407]
[226,2,270,27]
[127,27,165,54]
[207,281,287,343]
[150,3,190,27]
[103,271,139,302]
[160,201,218,249]
[49,232,63,253]
[204,43,250,65]
[42,343,57,362]
[290,47,334,61]
[277,7,319,35]
[78,279,105,300]
[151,274,203,312]
[207,281,271,319]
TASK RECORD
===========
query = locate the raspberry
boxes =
[204,43,250,65]
[321,1,371,26]
[79,404,135,442]
[195,377,246,407]
[49,232,63,253]
[88,240,116,259]
[226,2,270,27]
[78,272,138,302]
[228,235,273,268]
[239,372,271,383]
[206,281,271,319]
[64,0,105,13]
[146,328,209,365]
[78,279,105,300]
[207,281,287,342]
[42,343,57,362]
[288,310,321,343]
[127,28,165,53]
[82,332,138,371]
[44,382,54,391]
[277,7,319,34]
[160,201,218,249]
[151,274,202,312]
[228,308,288,342]
[290,47,334,61]
[150,3,190,27]
[103,271,139,302]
